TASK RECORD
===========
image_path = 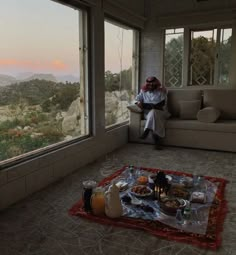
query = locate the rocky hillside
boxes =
[0,74,17,86]
[0,79,80,107]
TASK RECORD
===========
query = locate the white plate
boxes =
[130,185,153,197]
[166,175,173,183]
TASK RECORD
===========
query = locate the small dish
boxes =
[130,196,142,205]
[166,175,173,183]
[137,176,148,185]
[115,179,129,192]
[190,191,207,204]
[180,176,193,188]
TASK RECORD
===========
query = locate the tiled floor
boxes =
[0,143,235,255]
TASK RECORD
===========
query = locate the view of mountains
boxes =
[0,73,80,86]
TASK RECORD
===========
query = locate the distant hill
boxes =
[0,72,80,86]
[56,74,79,83]
[22,73,57,82]
[0,79,58,106]
[0,74,17,86]
[16,72,34,80]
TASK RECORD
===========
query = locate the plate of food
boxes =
[169,187,190,199]
[130,185,153,197]
[160,197,187,215]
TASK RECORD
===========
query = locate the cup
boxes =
[82,180,97,212]
[148,174,156,190]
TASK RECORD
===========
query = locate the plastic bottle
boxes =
[129,165,134,175]
[126,165,135,184]
[175,209,184,225]
[183,204,191,223]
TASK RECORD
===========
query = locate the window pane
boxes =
[190,30,216,85]
[0,0,88,164]
[105,21,137,127]
[165,29,175,34]
[175,28,184,33]
[164,29,184,87]
[218,28,232,85]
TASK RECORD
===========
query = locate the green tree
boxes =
[105,68,132,92]
[190,36,216,85]
[52,84,80,111]
[105,71,119,91]
[164,36,183,87]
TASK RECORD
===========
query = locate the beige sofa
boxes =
[129,89,236,152]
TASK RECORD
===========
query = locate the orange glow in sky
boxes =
[0,0,133,77]
[0,58,68,72]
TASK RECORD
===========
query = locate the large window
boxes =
[218,28,232,85]
[104,20,139,127]
[190,29,217,85]
[0,0,89,165]
[163,27,232,87]
[164,28,184,87]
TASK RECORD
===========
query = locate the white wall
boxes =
[0,0,145,211]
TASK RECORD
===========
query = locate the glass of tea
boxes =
[82,180,97,212]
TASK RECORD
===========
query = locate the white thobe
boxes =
[135,89,170,138]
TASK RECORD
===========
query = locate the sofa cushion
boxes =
[167,89,202,117]
[197,107,221,123]
[166,119,236,133]
[179,100,201,119]
[203,89,236,120]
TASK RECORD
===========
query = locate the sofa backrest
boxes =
[167,89,202,117]
[203,89,236,120]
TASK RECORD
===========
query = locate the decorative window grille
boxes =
[164,28,184,88]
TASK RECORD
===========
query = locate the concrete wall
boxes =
[0,128,127,210]
[0,0,145,211]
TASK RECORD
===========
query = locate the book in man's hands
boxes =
[142,100,165,110]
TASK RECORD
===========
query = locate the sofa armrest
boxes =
[129,111,142,142]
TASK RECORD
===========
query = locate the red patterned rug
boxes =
[69,166,228,250]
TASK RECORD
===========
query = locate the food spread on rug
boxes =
[69,166,228,250]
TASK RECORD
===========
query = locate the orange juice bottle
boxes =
[91,187,105,216]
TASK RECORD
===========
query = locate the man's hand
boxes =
[135,101,143,109]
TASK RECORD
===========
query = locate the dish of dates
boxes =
[130,185,153,197]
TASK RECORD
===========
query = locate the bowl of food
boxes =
[130,185,153,197]
[169,187,190,200]
[137,176,148,185]
[160,197,186,215]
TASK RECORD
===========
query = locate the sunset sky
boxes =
[0,0,133,78]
